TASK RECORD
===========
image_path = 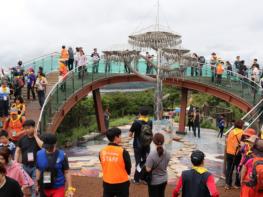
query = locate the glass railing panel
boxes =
[39,59,263,132]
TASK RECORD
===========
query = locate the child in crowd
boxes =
[0,130,16,156]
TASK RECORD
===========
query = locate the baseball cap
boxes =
[43,133,57,149]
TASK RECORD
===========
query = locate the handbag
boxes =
[138,155,164,184]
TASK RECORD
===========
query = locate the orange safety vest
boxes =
[216,63,224,75]
[100,145,129,184]
[60,49,69,60]
[6,116,25,141]
[226,128,244,155]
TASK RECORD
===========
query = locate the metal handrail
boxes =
[36,56,263,132]
[22,52,59,66]
[224,98,263,136]
[36,64,90,130]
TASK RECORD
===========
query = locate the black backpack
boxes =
[138,120,153,147]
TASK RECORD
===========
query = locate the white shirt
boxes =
[78,55,87,67]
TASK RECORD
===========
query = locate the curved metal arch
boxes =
[47,74,252,133]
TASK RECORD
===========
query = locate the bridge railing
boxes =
[37,58,262,133]
[224,98,263,136]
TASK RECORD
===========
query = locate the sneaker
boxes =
[233,185,240,189]
[224,185,231,190]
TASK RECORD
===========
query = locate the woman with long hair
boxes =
[78,48,87,79]
[146,133,171,197]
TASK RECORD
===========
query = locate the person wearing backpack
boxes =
[4,109,26,144]
[173,150,219,197]
[244,138,263,197]
[36,133,75,197]
[217,114,225,138]
[100,128,131,197]
[145,133,170,197]
[225,120,244,190]
[129,107,153,184]
[240,134,258,197]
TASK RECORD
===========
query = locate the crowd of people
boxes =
[225,120,263,197]
[100,106,263,197]
[100,107,219,197]
[191,52,263,89]
[0,120,74,197]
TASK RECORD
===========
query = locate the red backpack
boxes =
[246,157,263,193]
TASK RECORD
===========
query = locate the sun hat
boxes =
[245,135,258,143]
[243,128,257,137]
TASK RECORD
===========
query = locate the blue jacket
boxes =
[36,149,65,188]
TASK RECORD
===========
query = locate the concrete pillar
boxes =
[177,88,188,134]
[92,89,107,133]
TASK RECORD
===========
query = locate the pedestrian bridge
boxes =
[19,53,262,133]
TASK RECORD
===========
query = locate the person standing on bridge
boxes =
[91,48,100,73]
[216,60,224,84]
[60,46,69,65]
[100,128,131,197]
[15,119,43,197]
[225,120,244,190]
[78,48,87,79]
[59,59,68,92]
[210,52,218,83]
[26,68,36,101]
[35,72,48,109]
[67,47,74,71]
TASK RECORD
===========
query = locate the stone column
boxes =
[92,89,107,133]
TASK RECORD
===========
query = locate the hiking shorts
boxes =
[0,100,9,117]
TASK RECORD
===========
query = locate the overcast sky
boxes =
[0,0,263,67]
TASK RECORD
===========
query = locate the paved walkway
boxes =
[66,124,225,184]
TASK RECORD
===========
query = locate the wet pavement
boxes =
[66,123,225,184]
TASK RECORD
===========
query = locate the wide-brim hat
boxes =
[245,135,258,143]
[243,128,257,137]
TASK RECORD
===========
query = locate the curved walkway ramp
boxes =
[21,53,60,123]
[36,61,262,133]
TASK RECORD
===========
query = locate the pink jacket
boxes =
[6,161,34,187]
